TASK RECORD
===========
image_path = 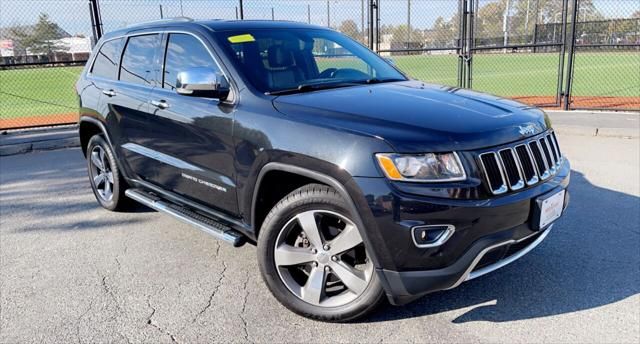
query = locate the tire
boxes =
[86,134,131,211]
[257,183,384,322]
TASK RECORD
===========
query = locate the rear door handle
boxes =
[150,100,170,109]
[102,89,116,97]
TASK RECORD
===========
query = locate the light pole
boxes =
[524,0,531,36]
[407,0,411,48]
[503,0,511,49]
[327,0,330,28]
[361,0,365,43]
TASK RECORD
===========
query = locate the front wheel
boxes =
[257,184,384,322]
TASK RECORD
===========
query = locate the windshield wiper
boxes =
[266,81,361,96]
[266,78,405,96]
[361,77,405,84]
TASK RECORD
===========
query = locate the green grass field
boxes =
[0,52,638,121]
[391,52,639,99]
[0,65,84,119]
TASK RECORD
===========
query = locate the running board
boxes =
[125,188,245,247]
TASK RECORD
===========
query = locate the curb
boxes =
[0,126,80,156]
[553,125,639,139]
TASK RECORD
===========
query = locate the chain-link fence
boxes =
[0,0,638,130]
[376,0,462,87]
[469,0,567,107]
[568,0,640,110]
[0,0,92,129]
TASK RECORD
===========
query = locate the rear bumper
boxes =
[377,224,553,305]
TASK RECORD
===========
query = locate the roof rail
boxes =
[125,17,194,28]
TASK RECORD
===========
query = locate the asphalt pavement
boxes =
[0,132,638,343]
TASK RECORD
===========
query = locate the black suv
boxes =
[76,19,570,321]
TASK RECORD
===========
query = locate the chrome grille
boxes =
[479,130,563,195]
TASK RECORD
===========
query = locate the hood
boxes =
[272,80,550,152]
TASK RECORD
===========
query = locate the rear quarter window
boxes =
[90,38,123,80]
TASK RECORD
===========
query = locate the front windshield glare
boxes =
[216,29,406,94]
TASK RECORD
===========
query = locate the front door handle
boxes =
[102,89,116,97]
[150,99,169,109]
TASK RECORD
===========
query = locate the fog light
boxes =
[411,225,455,248]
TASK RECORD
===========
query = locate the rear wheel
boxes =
[257,184,383,322]
[86,135,130,211]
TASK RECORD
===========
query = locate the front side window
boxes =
[163,33,220,90]
[119,34,160,86]
[91,38,123,80]
[215,29,406,94]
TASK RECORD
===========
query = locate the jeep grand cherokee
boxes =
[76,19,570,321]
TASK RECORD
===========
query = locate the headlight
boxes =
[375,152,466,182]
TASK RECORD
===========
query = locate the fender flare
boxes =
[79,116,114,155]
[251,162,383,269]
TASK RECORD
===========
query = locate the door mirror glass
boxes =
[176,67,230,100]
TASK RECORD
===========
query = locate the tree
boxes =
[391,24,424,47]
[338,19,361,42]
[9,13,67,56]
[425,16,458,48]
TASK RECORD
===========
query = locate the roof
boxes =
[103,19,329,39]
[198,20,326,31]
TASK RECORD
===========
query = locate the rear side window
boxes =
[91,38,122,79]
[163,33,219,90]
[119,34,160,86]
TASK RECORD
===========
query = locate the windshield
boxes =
[214,28,406,94]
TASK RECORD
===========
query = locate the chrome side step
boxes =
[125,188,245,247]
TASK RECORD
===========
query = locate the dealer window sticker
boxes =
[228,34,255,43]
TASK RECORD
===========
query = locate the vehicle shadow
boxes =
[0,149,153,233]
[364,170,640,323]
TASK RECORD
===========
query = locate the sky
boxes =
[0,0,638,38]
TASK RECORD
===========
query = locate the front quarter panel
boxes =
[233,93,392,223]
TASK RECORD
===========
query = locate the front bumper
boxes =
[378,224,554,305]
[351,158,570,305]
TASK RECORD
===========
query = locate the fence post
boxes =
[563,0,579,110]
[89,0,103,43]
[466,0,474,89]
[368,0,375,50]
[457,0,467,88]
[555,0,569,106]
[238,0,244,19]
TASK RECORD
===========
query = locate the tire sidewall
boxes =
[257,185,383,321]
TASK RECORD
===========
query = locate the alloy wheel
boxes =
[274,210,373,308]
[89,145,114,201]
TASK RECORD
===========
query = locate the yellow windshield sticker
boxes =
[228,34,255,43]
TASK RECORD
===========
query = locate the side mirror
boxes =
[176,67,230,100]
